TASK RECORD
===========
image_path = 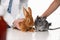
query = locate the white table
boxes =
[6,28,60,40]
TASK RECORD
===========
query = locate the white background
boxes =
[1,0,60,28]
[28,0,60,28]
[1,0,60,40]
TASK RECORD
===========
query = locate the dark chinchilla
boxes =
[35,16,51,32]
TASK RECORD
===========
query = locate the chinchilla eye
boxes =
[38,19,41,22]
[39,21,41,22]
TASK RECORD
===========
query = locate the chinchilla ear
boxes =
[37,16,40,18]
[36,16,41,19]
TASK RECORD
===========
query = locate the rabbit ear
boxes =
[28,7,32,15]
[23,7,29,17]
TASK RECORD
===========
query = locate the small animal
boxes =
[19,7,34,32]
[35,16,51,31]
[35,16,60,32]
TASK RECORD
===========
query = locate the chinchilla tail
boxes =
[49,27,60,30]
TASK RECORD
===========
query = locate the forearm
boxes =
[4,13,14,27]
[41,0,60,17]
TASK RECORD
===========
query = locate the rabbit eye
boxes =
[28,19,30,22]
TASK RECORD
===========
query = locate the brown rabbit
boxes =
[19,7,34,32]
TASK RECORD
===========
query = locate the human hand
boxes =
[13,18,24,30]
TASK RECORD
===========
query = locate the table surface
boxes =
[6,28,60,40]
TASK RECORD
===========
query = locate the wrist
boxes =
[40,15,47,19]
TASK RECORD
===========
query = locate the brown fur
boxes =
[19,7,34,32]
